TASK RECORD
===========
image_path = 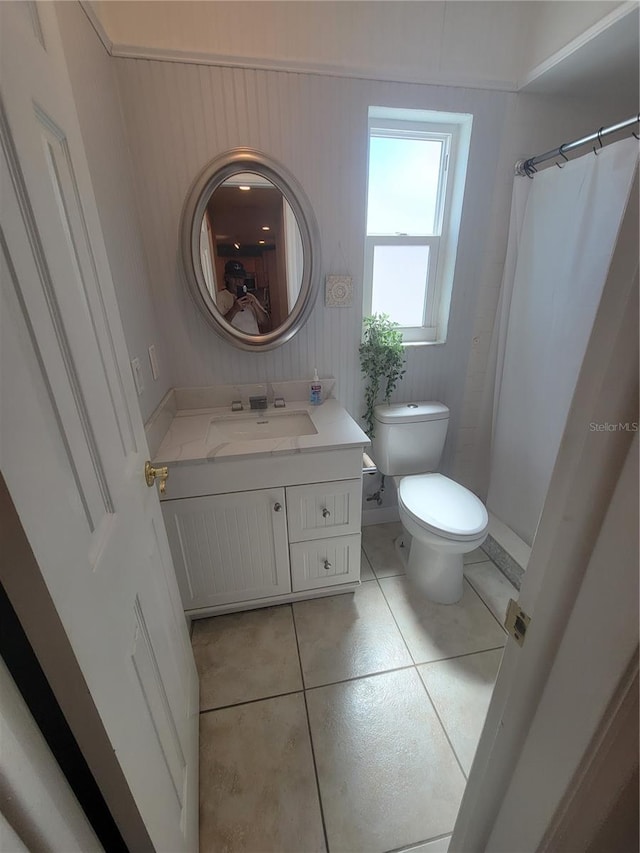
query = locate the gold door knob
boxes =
[145,461,169,494]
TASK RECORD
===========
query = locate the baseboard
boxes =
[362,506,400,526]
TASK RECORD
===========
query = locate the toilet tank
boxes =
[371,402,450,476]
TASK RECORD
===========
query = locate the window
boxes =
[363,108,472,343]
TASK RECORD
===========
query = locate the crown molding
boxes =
[79,1,112,54]
[517,0,638,91]
[108,41,517,93]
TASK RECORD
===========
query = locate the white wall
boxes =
[61,2,636,483]
[56,1,170,421]
[114,59,511,471]
[93,0,526,90]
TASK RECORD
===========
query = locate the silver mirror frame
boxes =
[180,148,321,352]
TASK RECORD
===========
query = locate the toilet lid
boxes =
[398,474,488,541]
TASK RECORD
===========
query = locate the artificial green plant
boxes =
[359,313,406,438]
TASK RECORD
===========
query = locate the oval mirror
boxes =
[180,149,321,351]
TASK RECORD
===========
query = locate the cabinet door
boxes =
[290,534,361,592]
[163,489,290,609]
[286,479,362,542]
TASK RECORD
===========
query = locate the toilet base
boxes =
[406,538,464,604]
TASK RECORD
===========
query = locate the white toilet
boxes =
[371,402,488,604]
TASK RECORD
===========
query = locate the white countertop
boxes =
[153,399,369,466]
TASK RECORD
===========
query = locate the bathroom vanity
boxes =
[149,392,369,619]
[154,147,371,620]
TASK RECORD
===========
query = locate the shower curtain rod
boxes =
[515,114,639,177]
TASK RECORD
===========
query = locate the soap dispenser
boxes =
[309,368,323,405]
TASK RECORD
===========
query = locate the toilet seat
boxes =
[398,474,488,542]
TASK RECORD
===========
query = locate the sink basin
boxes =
[206,410,318,444]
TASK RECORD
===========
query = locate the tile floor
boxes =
[194,522,519,853]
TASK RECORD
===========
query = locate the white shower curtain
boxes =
[477,136,638,547]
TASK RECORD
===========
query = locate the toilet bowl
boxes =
[371,401,489,604]
[397,473,488,604]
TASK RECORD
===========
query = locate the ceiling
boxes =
[208,185,283,248]
[520,4,639,111]
[85,1,638,104]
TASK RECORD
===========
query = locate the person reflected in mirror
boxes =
[217,260,271,334]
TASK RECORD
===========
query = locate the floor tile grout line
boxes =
[302,645,506,693]
[384,831,452,853]
[198,649,506,715]
[464,569,510,634]
[360,547,377,582]
[289,603,307,691]
[291,606,331,853]
[362,535,406,583]
[465,574,506,631]
[417,645,507,668]
[301,689,331,853]
[415,666,469,783]
[366,535,499,781]
[306,662,418,692]
[373,570,405,580]
[373,567,505,669]
[199,687,304,716]
[375,572,420,666]
[465,555,491,567]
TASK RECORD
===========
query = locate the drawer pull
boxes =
[273,502,282,512]
[322,507,331,518]
[323,559,332,570]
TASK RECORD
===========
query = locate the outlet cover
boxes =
[131,357,144,396]
[148,345,159,380]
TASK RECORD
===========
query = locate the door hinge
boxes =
[505,598,530,646]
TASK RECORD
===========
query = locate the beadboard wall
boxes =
[58,3,635,484]
[57,2,170,422]
[114,59,512,472]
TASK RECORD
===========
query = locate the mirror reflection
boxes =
[198,173,304,335]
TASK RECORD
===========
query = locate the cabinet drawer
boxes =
[290,534,361,592]
[286,479,361,543]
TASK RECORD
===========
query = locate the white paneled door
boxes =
[0,4,198,851]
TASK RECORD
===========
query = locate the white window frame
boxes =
[363,237,440,341]
[363,108,473,344]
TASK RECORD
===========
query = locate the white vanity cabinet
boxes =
[151,397,369,617]
[163,487,291,610]
[162,475,362,616]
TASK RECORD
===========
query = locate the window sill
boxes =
[402,339,447,348]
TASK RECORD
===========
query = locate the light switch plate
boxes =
[131,357,144,396]
[148,344,159,380]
